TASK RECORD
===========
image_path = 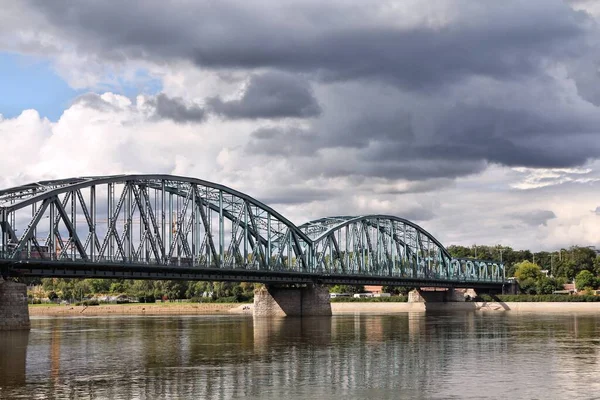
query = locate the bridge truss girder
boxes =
[0,175,311,274]
[0,175,504,286]
[299,216,504,283]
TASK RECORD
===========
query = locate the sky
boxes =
[0,0,599,251]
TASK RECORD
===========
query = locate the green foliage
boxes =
[536,276,562,295]
[32,278,258,303]
[329,285,364,294]
[330,296,408,302]
[494,294,600,302]
[575,270,597,290]
[75,300,100,306]
[514,261,542,281]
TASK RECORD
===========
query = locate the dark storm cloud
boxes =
[511,210,557,226]
[147,94,206,123]
[208,72,321,119]
[25,0,590,90]
[15,0,600,182]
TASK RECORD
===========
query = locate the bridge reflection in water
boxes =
[2,314,600,398]
[10,313,600,399]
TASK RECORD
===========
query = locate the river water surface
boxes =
[1,312,600,399]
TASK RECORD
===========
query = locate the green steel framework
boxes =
[0,175,504,288]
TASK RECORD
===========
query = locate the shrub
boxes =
[488,294,600,302]
[75,300,100,306]
[137,295,156,303]
[330,296,408,303]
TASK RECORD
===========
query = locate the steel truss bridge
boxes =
[0,175,504,289]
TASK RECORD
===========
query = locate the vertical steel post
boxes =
[206,186,210,267]
[168,192,173,263]
[49,203,55,260]
[243,205,248,266]
[90,185,96,262]
[71,190,76,261]
[345,225,349,271]
[176,182,181,265]
[0,209,6,258]
[161,180,166,263]
[191,185,196,266]
[126,183,132,262]
[108,183,114,261]
[267,213,271,268]
[218,190,224,267]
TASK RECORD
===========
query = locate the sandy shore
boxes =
[29,303,245,316]
[28,301,600,317]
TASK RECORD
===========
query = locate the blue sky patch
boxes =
[0,52,81,121]
[0,52,163,121]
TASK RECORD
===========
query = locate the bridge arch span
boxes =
[299,215,453,280]
[0,175,311,273]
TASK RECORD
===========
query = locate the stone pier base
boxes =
[253,285,332,317]
[408,288,478,303]
[0,280,30,331]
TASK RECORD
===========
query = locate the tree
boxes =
[519,278,538,295]
[514,261,542,281]
[162,280,188,300]
[536,276,561,295]
[575,270,597,290]
[88,279,111,294]
[593,256,600,276]
[330,285,364,294]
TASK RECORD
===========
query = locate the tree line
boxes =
[30,278,257,303]
[448,245,600,294]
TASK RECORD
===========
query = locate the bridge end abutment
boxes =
[253,285,332,317]
[0,280,30,331]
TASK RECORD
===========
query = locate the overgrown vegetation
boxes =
[27,278,258,304]
[478,294,600,302]
[330,296,408,302]
[448,245,600,294]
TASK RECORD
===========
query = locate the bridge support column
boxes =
[0,280,30,331]
[253,285,332,317]
[408,288,477,303]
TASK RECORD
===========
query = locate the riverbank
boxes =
[28,301,600,316]
[29,303,243,316]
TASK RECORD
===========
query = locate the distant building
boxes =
[364,285,383,294]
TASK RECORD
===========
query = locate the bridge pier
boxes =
[253,285,332,317]
[0,279,30,331]
[408,288,478,304]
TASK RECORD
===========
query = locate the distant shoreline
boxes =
[28,301,600,317]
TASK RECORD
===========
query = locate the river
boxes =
[1,312,599,399]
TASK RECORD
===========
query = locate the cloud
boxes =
[19,1,592,90]
[511,210,557,227]
[208,72,321,119]
[146,93,206,123]
[2,1,600,251]
[72,93,121,112]
[594,206,600,215]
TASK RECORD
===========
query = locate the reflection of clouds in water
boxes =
[2,314,600,399]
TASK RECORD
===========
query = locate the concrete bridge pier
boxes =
[253,284,332,317]
[0,279,30,331]
[408,288,478,304]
